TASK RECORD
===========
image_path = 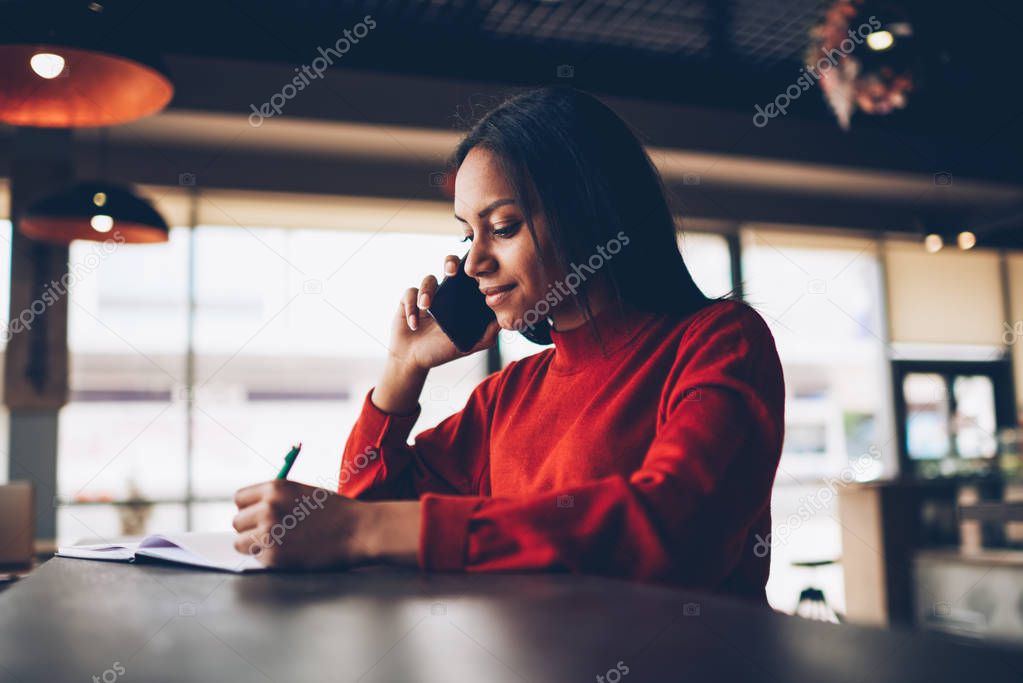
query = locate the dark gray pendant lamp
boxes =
[20,125,169,245]
[20,181,169,244]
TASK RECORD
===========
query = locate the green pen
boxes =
[276,443,302,480]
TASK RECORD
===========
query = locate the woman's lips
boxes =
[482,284,516,306]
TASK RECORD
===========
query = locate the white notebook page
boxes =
[58,532,263,573]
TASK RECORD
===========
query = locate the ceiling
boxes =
[1,0,1021,243]
[2,0,1019,139]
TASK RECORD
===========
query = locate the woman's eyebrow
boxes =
[454,198,516,223]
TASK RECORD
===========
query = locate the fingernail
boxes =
[408,314,417,330]
[418,294,428,309]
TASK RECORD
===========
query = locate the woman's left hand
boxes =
[232,480,421,570]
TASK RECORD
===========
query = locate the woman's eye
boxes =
[494,222,521,237]
[459,222,519,243]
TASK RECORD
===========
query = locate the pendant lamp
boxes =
[0,2,173,128]
[20,181,169,244]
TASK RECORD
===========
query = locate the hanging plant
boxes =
[806,0,916,130]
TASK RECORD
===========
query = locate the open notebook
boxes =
[57,532,264,573]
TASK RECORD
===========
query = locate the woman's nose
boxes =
[463,244,493,280]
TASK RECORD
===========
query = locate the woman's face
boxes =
[454,146,563,331]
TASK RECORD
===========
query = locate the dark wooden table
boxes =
[1,557,1021,682]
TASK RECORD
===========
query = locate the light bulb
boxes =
[90,215,114,233]
[30,52,66,79]
[957,231,976,250]
[92,192,107,207]
[866,30,894,51]
[924,233,943,253]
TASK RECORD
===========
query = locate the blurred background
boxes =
[1,0,1023,646]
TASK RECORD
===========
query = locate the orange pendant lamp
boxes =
[0,2,173,128]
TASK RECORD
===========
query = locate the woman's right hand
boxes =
[387,254,500,371]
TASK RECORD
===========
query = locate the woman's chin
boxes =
[495,312,518,331]
[495,309,530,332]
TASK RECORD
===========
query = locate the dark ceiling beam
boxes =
[158,55,1022,185]
[50,138,1001,240]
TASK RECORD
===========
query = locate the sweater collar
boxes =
[548,301,657,373]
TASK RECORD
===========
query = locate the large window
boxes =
[741,227,891,615]
[741,228,890,480]
[679,231,733,299]
[57,222,486,543]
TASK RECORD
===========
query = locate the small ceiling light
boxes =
[889,22,913,38]
[90,214,113,233]
[29,52,66,79]
[866,30,895,51]
[924,233,943,253]
[92,191,107,207]
[20,182,168,244]
[957,231,976,250]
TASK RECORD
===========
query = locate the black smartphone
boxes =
[426,251,496,353]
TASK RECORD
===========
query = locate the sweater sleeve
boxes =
[338,368,505,501]
[417,301,786,586]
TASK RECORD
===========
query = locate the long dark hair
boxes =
[450,86,713,348]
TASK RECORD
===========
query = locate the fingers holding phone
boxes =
[403,256,458,330]
[405,275,436,332]
[389,254,495,370]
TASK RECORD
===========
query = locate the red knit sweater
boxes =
[340,298,785,602]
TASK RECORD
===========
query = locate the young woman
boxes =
[233,87,785,603]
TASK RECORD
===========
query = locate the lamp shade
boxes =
[20,182,169,244]
[0,43,173,128]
